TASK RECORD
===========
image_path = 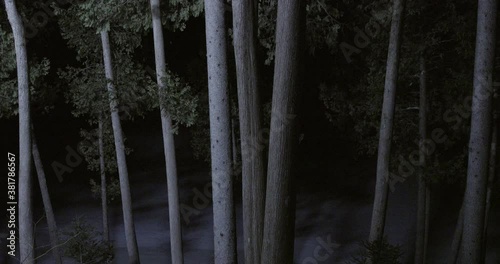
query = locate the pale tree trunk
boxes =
[450,204,463,264]
[461,0,497,262]
[4,0,34,263]
[260,0,304,263]
[98,113,109,242]
[32,125,62,264]
[204,1,237,263]
[232,0,266,263]
[149,1,184,263]
[368,0,405,242]
[100,29,140,264]
[415,55,428,264]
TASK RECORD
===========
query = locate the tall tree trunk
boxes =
[415,54,428,264]
[4,0,34,263]
[461,0,497,262]
[260,0,304,263]
[368,0,405,242]
[232,0,266,263]
[450,204,463,264]
[32,125,62,264]
[100,29,140,264]
[98,113,109,242]
[149,1,184,263]
[204,1,237,263]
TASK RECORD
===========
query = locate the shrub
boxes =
[347,238,402,264]
[62,217,113,264]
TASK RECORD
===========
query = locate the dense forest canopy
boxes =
[0,0,499,263]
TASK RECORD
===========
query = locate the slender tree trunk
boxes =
[450,204,463,264]
[415,55,428,264]
[230,118,239,176]
[32,125,62,264]
[100,29,140,264]
[4,0,34,263]
[424,186,430,261]
[368,0,405,242]
[461,0,497,262]
[260,0,304,263]
[149,1,184,263]
[232,0,266,262]
[98,113,109,242]
[204,1,237,263]
[482,121,497,262]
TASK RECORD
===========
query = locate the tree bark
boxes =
[32,125,62,264]
[98,113,109,242]
[368,0,405,242]
[450,204,463,264]
[415,55,428,264]
[204,1,237,263]
[149,1,184,263]
[230,118,239,176]
[260,0,304,263]
[461,0,497,262]
[232,0,266,263]
[482,121,497,261]
[4,0,34,263]
[100,29,141,264]
[424,186,430,261]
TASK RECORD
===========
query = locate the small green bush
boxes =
[347,238,402,264]
[62,217,113,264]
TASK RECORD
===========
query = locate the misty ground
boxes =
[30,157,499,264]
[1,115,499,264]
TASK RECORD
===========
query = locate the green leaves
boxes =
[306,0,342,54]
[56,0,200,127]
[59,63,107,119]
[159,69,199,133]
[258,0,278,65]
[62,217,114,264]
[90,177,121,202]
[0,26,20,118]
[0,24,52,118]
[258,0,342,64]
[77,121,131,173]
[59,58,157,123]
[55,1,144,59]
[347,238,403,264]
[165,0,204,31]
